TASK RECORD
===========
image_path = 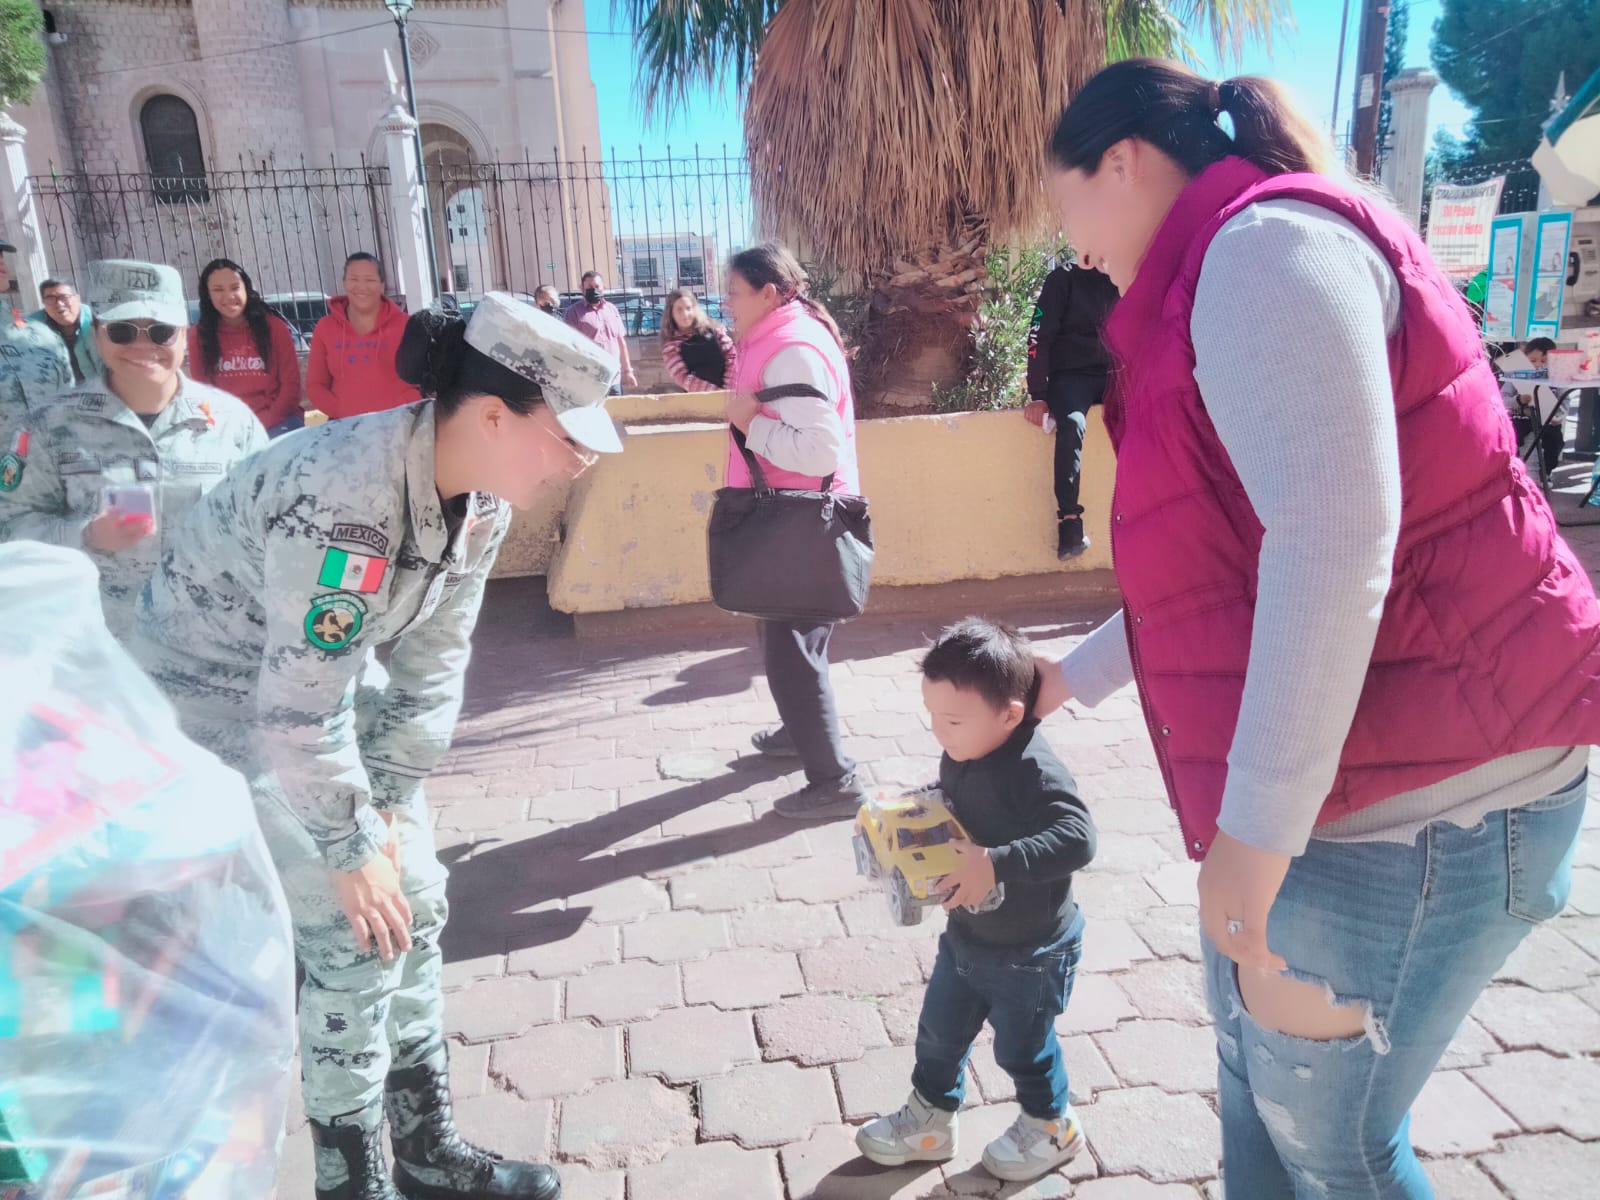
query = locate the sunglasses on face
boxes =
[43,293,76,305]
[103,321,180,347]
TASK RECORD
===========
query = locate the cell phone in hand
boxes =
[103,484,155,519]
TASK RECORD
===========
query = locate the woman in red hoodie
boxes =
[188,258,303,435]
[305,252,420,419]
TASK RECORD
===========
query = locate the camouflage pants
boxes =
[138,646,451,1127]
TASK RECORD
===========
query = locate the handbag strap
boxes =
[732,382,837,493]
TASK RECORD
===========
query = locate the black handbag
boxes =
[707,383,874,622]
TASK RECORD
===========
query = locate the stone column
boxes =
[0,113,50,305]
[379,103,434,311]
[1385,68,1439,229]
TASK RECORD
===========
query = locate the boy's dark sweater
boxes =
[939,720,1096,948]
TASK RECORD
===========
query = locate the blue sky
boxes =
[582,0,1477,159]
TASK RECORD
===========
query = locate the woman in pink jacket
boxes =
[1036,59,1599,1197]
[724,244,868,820]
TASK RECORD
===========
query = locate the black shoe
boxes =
[1057,516,1090,561]
[386,1057,561,1200]
[773,772,871,821]
[751,727,800,758]
[311,1117,405,1200]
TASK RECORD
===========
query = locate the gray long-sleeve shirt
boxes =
[1060,199,1583,855]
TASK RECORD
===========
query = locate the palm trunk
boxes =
[853,229,988,412]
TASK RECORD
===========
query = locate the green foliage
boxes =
[1377,0,1410,155]
[1432,0,1600,165]
[801,261,871,359]
[0,0,45,109]
[932,244,1065,414]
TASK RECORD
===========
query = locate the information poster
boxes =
[1426,178,1505,280]
[1527,211,1574,341]
[1484,216,1524,340]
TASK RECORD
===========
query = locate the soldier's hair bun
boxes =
[397,307,469,397]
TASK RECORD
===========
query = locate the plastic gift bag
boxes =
[0,544,296,1198]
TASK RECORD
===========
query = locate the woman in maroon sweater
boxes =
[188,259,303,435]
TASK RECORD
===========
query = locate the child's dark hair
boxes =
[1525,337,1558,355]
[921,618,1039,712]
[395,308,544,417]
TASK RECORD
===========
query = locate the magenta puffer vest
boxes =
[727,300,860,494]
[1103,157,1600,861]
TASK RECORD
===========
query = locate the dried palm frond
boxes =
[745,0,966,274]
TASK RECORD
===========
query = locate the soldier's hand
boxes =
[333,855,414,962]
[84,511,155,553]
[1033,656,1072,718]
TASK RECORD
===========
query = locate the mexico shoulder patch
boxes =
[304,594,366,650]
[318,546,388,594]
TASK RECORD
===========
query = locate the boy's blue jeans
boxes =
[1207,773,1587,1198]
[911,907,1085,1120]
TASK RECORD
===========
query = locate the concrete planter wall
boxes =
[493,392,1117,616]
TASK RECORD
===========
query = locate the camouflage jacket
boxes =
[140,402,512,872]
[0,373,267,635]
[0,305,73,446]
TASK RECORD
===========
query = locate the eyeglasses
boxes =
[43,293,76,306]
[103,321,180,347]
[535,418,600,471]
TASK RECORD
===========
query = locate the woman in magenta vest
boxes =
[724,243,870,820]
[1035,60,1597,1197]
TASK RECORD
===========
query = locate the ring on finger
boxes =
[1225,918,1245,937]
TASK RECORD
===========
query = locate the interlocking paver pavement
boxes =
[268,504,1600,1196]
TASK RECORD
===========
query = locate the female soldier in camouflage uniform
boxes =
[134,294,621,1200]
[0,260,265,637]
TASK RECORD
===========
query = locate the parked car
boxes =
[183,296,316,353]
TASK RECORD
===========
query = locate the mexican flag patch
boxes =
[318,547,388,594]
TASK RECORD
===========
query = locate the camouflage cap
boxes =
[465,291,623,454]
[84,259,188,326]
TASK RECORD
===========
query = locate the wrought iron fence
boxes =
[30,158,393,337]
[29,146,754,339]
[427,145,752,336]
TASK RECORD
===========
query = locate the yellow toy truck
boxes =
[852,786,1004,926]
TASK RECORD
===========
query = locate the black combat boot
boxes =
[1057,515,1090,560]
[386,1055,561,1199]
[310,1116,405,1200]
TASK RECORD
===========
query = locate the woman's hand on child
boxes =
[1033,657,1071,717]
[939,841,997,910]
[1198,831,1290,973]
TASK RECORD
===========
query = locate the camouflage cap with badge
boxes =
[83,259,189,327]
[464,291,623,455]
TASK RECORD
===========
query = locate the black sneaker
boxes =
[751,727,800,758]
[773,772,871,820]
[1057,516,1090,560]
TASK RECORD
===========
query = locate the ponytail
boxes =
[1048,58,1327,180]
[396,306,546,416]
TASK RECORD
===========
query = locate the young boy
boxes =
[856,617,1096,1183]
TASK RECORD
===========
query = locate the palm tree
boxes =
[618,0,1288,407]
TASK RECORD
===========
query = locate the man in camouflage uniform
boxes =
[135,294,622,1200]
[0,240,73,449]
[0,260,265,638]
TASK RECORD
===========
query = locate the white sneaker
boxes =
[981,1107,1084,1182]
[854,1091,958,1166]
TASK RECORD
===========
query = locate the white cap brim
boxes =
[557,405,624,455]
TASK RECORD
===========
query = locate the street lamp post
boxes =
[383,0,440,296]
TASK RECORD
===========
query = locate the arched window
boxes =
[139,95,209,204]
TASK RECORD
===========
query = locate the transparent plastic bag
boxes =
[0,544,296,1198]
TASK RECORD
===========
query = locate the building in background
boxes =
[615,232,720,294]
[10,0,614,302]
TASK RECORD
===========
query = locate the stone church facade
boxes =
[11,0,614,301]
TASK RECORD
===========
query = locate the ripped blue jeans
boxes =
[1205,773,1587,1199]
